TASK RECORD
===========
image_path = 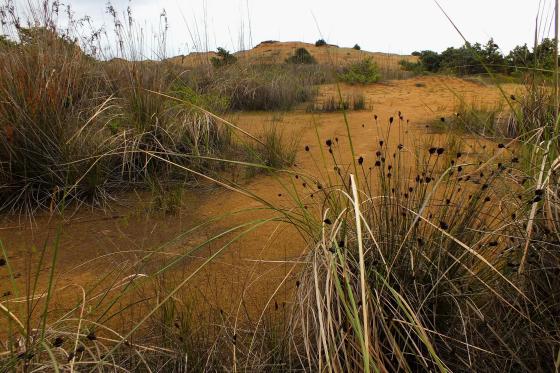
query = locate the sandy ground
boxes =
[0,75,520,328]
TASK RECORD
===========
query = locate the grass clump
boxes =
[338,58,380,84]
[0,26,119,213]
[307,93,368,112]
[290,119,559,372]
[208,64,326,111]
[432,102,508,137]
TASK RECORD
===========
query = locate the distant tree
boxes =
[286,47,316,64]
[411,51,422,57]
[533,38,558,70]
[418,50,443,72]
[210,47,237,68]
[315,39,327,47]
[353,44,361,51]
[480,38,506,73]
[507,43,532,69]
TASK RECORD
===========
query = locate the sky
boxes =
[8,0,557,58]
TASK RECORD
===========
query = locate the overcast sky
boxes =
[10,0,557,57]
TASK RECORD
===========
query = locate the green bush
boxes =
[286,47,316,65]
[338,58,380,84]
[353,44,361,51]
[402,38,560,76]
[315,39,327,47]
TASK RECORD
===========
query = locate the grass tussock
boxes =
[307,93,368,112]
[290,118,560,372]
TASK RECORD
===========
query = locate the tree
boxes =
[480,38,506,73]
[286,48,316,64]
[315,39,327,47]
[353,44,361,51]
[418,50,442,72]
[507,44,532,69]
[210,47,237,68]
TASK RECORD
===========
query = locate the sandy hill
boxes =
[167,41,416,70]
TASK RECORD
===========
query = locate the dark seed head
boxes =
[498,143,505,149]
[324,218,332,225]
[0,258,5,267]
[358,156,364,165]
[87,331,97,341]
[326,139,332,147]
[456,152,462,158]
[389,117,394,124]
[439,221,449,230]
[535,189,544,196]
[305,145,310,152]
[437,148,444,155]
[53,336,64,347]
[429,147,437,155]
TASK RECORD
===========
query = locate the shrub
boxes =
[210,47,237,68]
[315,39,327,47]
[286,47,316,65]
[338,58,380,84]
[353,44,361,50]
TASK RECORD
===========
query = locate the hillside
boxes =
[167,40,417,70]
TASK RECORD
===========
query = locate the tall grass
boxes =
[0,1,298,214]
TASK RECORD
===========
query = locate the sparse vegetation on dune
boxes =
[1,0,560,372]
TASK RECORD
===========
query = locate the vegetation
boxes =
[210,47,237,68]
[1,1,560,372]
[315,38,327,47]
[401,38,560,76]
[285,47,316,65]
[0,8,297,213]
[307,93,367,112]
[338,58,380,84]
[353,43,361,50]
